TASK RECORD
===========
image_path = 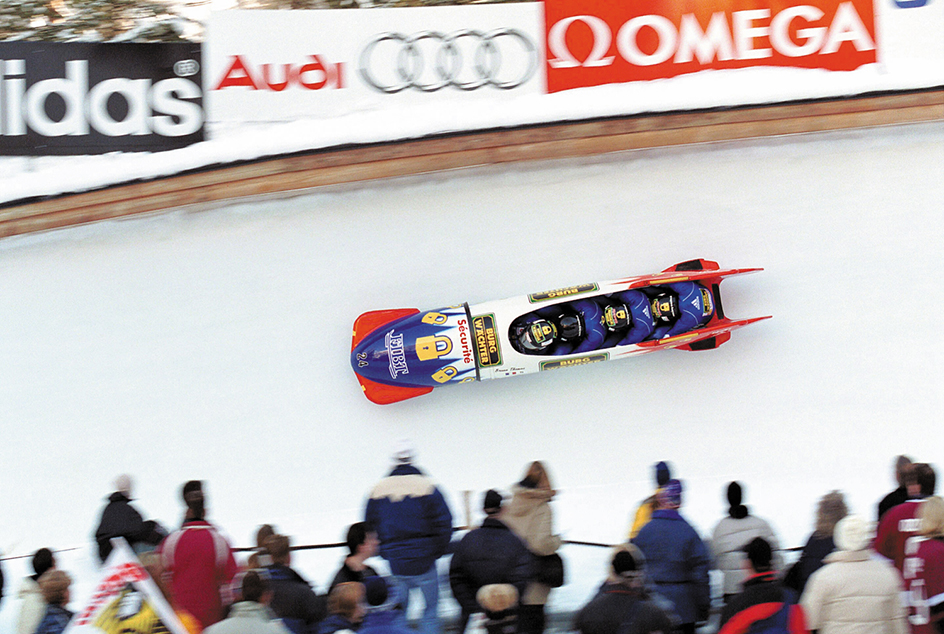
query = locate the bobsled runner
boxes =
[351,259,770,404]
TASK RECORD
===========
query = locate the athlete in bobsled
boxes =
[511,282,713,355]
[646,281,715,339]
[511,299,605,355]
[600,290,656,347]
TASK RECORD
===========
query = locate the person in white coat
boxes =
[800,515,908,634]
[203,570,292,634]
[16,547,56,634]
[710,482,783,603]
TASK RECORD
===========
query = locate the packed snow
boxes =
[1,118,943,631]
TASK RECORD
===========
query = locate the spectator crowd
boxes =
[1,446,942,634]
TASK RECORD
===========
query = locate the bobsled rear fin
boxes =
[352,308,420,349]
[665,259,720,273]
[357,375,433,405]
[680,332,732,351]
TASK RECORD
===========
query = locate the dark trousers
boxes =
[517,605,545,634]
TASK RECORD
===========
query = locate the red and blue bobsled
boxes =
[351,259,770,404]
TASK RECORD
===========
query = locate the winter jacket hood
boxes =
[505,486,555,520]
[801,547,908,634]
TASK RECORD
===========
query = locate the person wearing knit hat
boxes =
[358,576,413,634]
[573,544,674,634]
[449,489,532,634]
[93,474,167,564]
[632,478,710,634]
[393,439,416,465]
[657,479,683,509]
[710,481,783,603]
[365,443,453,634]
[801,515,908,634]
[717,538,807,634]
[629,461,673,539]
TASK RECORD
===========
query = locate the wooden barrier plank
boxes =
[1,90,941,239]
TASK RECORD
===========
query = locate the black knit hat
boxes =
[743,537,772,572]
[483,489,503,514]
[364,576,389,607]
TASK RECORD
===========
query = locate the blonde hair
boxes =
[815,490,848,538]
[521,461,553,490]
[919,496,944,538]
[476,584,518,613]
[39,569,72,605]
[328,582,365,620]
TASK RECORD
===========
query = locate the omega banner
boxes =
[0,42,203,155]
[543,0,878,92]
[206,5,545,123]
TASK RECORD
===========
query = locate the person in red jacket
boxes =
[876,463,936,571]
[158,480,239,629]
[902,496,944,634]
[718,538,806,634]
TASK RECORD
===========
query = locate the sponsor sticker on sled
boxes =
[529,283,599,302]
[541,354,609,370]
[386,330,409,378]
[472,314,503,367]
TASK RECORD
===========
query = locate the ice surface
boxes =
[1,120,943,629]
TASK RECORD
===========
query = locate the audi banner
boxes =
[0,42,204,155]
[206,6,545,123]
[543,0,878,92]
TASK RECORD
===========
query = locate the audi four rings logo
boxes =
[358,30,538,93]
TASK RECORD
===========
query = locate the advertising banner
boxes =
[543,0,879,92]
[0,43,203,155]
[206,5,545,122]
[65,539,190,634]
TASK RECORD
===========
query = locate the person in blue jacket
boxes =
[359,576,413,634]
[647,282,714,340]
[631,480,710,634]
[365,440,453,634]
[600,290,656,347]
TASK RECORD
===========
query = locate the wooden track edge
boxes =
[1,88,942,239]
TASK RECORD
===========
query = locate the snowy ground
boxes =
[1,119,943,630]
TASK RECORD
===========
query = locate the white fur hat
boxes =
[114,474,133,498]
[393,438,415,464]
[834,514,873,552]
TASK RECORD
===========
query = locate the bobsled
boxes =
[351,259,770,404]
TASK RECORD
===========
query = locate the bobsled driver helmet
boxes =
[557,313,583,341]
[603,302,632,331]
[650,291,680,324]
[518,319,558,352]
